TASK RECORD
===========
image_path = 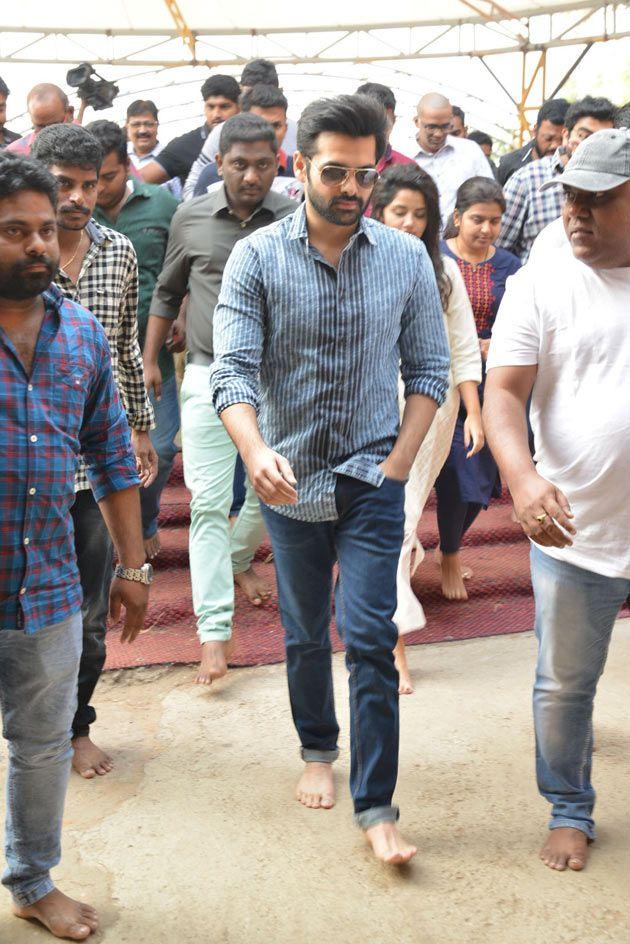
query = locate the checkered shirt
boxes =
[0,285,140,633]
[496,150,564,262]
[54,218,154,491]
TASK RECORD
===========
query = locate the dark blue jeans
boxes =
[261,474,405,829]
[141,375,180,539]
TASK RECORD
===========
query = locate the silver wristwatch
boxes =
[114,562,153,585]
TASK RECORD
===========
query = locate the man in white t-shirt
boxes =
[483,128,630,874]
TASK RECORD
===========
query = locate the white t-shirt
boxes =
[487,244,630,579]
[528,216,567,263]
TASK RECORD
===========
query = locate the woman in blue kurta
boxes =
[437,176,521,600]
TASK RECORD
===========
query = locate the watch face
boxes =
[142,562,154,583]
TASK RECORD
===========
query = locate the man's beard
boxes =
[0,257,57,300]
[307,186,369,226]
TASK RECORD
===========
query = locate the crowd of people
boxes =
[0,58,628,941]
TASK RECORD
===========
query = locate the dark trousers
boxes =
[70,489,114,738]
[435,465,482,555]
[261,474,405,824]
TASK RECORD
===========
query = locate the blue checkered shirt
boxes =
[497,150,564,262]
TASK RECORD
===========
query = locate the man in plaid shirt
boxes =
[498,96,617,261]
[0,155,149,939]
[31,124,157,781]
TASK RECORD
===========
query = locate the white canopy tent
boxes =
[1,2,628,147]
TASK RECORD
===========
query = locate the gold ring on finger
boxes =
[535,513,548,523]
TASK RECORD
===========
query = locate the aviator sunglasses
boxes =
[308,159,380,189]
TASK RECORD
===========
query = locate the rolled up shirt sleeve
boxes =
[487,264,540,369]
[210,239,265,415]
[80,328,141,502]
[399,247,451,405]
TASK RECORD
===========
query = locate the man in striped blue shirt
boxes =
[211,95,450,864]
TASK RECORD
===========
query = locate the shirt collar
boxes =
[287,201,377,246]
[86,217,106,246]
[415,136,455,159]
[208,183,278,220]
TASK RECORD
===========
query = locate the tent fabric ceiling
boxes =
[1,0,605,33]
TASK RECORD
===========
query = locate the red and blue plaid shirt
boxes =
[0,284,140,633]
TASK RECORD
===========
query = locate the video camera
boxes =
[66,63,119,111]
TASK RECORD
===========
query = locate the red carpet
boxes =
[104,454,558,671]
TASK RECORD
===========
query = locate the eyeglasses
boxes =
[562,186,615,208]
[310,160,379,189]
[127,120,157,130]
[419,122,452,133]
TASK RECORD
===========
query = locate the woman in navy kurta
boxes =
[436,176,521,600]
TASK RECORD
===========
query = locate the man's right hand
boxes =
[510,470,576,548]
[245,446,298,505]
[143,361,162,401]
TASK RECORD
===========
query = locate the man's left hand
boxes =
[131,430,158,488]
[378,457,410,483]
[109,576,149,643]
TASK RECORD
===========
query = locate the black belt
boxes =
[186,352,213,367]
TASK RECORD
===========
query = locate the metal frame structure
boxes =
[1,2,628,140]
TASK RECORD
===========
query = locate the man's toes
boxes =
[80,767,96,780]
[568,855,586,871]
[320,794,334,809]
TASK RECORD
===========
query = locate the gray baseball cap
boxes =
[540,127,630,193]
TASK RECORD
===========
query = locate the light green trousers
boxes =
[180,364,266,643]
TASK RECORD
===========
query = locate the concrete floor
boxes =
[1,622,629,944]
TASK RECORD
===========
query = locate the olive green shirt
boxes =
[150,184,296,365]
[94,177,179,380]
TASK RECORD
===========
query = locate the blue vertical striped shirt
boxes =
[210,203,450,521]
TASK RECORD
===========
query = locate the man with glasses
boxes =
[125,100,182,200]
[498,96,616,261]
[210,95,450,864]
[413,92,493,225]
[484,128,630,873]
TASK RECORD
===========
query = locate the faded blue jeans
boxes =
[261,474,405,829]
[0,612,82,905]
[531,544,630,839]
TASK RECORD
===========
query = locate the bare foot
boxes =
[434,548,473,579]
[195,640,230,685]
[365,822,418,865]
[394,638,414,695]
[71,736,113,779]
[13,888,99,940]
[540,828,589,871]
[143,532,161,560]
[296,762,335,809]
[234,565,270,606]
[440,552,468,600]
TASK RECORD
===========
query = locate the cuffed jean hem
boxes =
[549,817,595,841]
[143,520,159,540]
[354,805,400,830]
[300,747,339,763]
[10,875,55,908]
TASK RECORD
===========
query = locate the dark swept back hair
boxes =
[240,84,288,114]
[201,74,241,104]
[85,119,128,166]
[0,153,58,207]
[371,164,451,308]
[443,176,506,238]
[0,76,10,99]
[452,105,466,124]
[356,82,396,114]
[126,99,158,121]
[565,96,617,132]
[297,94,388,162]
[468,129,493,149]
[240,59,279,88]
[615,101,630,129]
[218,112,278,156]
[537,97,569,127]
[31,123,103,173]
